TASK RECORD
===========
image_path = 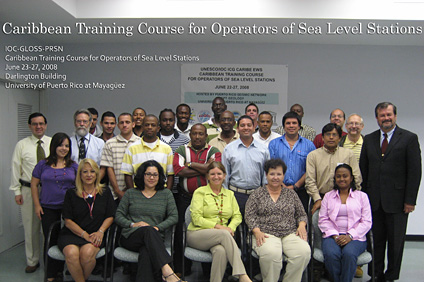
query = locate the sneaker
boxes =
[355,266,363,278]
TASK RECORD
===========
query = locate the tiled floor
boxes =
[1,241,423,281]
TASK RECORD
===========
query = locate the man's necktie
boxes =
[36,140,45,162]
[381,133,388,155]
[79,138,86,161]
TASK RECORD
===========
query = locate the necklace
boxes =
[83,188,96,198]
[53,167,67,190]
[213,192,224,224]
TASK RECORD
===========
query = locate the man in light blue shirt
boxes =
[223,115,270,215]
[269,111,316,212]
[70,108,104,165]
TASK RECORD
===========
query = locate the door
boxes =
[0,80,40,253]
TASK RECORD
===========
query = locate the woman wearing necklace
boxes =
[57,158,115,282]
[115,160,181,282]
[245,159,310,282]
[187,161,252,282]
[318,164,372,282]
[31,132,79,282]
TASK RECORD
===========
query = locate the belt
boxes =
[19,179,31,187]
[228,185,255,195]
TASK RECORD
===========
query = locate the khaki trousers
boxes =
[187,229,246,282]
[253,233,310,282]
[21,187,41,266]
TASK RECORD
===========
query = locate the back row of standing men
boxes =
[11,97,421,282]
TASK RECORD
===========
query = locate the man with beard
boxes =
[175,104,192,138]
[360,102,421,282]
[158,109,190,196]
[88,107,102,137]
[208,110,239,153]
[70,108,104,165]
[132,107,146,137]
[203,96,227,142]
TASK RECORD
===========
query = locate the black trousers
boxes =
[174,192,192,273]
[41,207,65,278]
[120,226,172,282]
[369,206,409,280]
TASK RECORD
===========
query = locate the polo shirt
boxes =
[208,131,240,153]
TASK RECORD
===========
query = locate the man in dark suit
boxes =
[360,102,421,282]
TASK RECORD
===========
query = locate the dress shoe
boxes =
[25,263,40,273]
[355,266,363,278]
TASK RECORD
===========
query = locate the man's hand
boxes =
[311,199,322,215]
[15,195,23,205]
[404,203,415,214]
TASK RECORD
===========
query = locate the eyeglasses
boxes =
[346,122,362,126]
[145,173,159,178]
[331,115,344,119]
[31,122,46,126]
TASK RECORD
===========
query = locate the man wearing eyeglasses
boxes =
[10,113,51,273]
[339,114,365,163]
[313,108,348,148]
[70,108,104,165]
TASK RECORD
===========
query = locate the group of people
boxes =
[9,98,421,282]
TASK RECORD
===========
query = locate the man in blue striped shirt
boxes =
[269,111,316,212]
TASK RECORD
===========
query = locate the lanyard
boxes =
[82,191,96,219]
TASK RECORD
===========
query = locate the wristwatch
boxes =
[187,162,192,168]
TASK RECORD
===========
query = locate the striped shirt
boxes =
[121,137,174,176]
[100,133,141,199]
[159,131,190,192]
[342,135,363,163]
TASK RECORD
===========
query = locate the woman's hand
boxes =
[89,231,104,248]
[333,234,352,246]
[214,224,234,236]
[252,228,269,247]
[132,221,150,228]
[34,204,44,220]
[296,225,308,241]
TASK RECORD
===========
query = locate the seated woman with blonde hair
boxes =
[187,161,252,282]
[57,158,116,282]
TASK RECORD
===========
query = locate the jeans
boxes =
[322,237,366,282]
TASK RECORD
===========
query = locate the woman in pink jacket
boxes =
[318,163,372,282]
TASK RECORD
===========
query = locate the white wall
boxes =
[3,35,424,234]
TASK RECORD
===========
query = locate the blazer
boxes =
[359,126,421,213]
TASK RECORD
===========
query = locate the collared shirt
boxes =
[253,131,281,147]
[10,134,52,196]
[208,131,240,153]
[70,133,104,165]
[203,118,221,143]
[121,137,174,176]
[275,123,317,142]
[159,131,190,192]
[173,143,221,194]
[305,146,362,202]
[188,184,242,232]
[245,186,308,238]
[100,133,141,198]
[318,189,372,241]
[380,126,396,146]
[342,135,363,163]
[174,123,192,138]
[223,138,270,190]
[269,135,316,186]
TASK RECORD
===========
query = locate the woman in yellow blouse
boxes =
[187,161,252,282]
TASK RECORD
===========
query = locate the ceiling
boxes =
[1,0,424,46]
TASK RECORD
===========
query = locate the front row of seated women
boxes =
[50,156,370,282]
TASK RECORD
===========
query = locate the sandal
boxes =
[162,272,187,282]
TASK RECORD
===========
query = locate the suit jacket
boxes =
[359,126,421,213]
